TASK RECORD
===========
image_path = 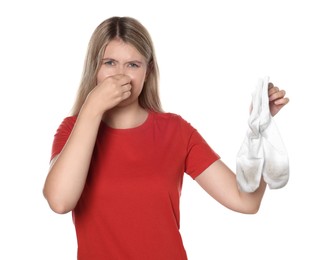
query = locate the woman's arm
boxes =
[43,74,132,214]
[195,160,266,214]
[195,83,289,214]
[43,105,103,214]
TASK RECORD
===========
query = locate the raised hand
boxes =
[268,82,289,117]
[85,74,132,116]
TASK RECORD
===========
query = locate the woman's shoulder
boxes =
[151,111,192,129]
[152,111,184,122]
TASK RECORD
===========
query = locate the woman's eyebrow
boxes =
[102,57,116,61]
[102,58,144,65]
[127,60,143,64]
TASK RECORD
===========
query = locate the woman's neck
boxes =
[103,104,148,129]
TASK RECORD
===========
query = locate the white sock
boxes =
[236,77,289,192]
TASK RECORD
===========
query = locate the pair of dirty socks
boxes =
[236,77,289,192]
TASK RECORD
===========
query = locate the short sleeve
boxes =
[184,127,220,179]
[50,116,77,161]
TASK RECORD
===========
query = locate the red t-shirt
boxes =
[51,111,220,259]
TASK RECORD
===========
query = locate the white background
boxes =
[0,0,312,259]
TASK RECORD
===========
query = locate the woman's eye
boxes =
[103,60,115,66]
[128,63,139,68]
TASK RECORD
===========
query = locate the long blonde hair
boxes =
[71,16,163,115]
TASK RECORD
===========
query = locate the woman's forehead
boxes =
[103,39,145,61]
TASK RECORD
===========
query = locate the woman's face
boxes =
[97,39,148,107]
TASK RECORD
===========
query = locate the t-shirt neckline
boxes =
[101,111,154,134]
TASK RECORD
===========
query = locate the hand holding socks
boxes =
[236,77,289,192]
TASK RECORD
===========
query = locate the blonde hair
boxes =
[71,16,163,115]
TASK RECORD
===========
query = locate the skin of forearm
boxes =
[238,178,267,214]
[43,105,103,214]
[196,160,267,214]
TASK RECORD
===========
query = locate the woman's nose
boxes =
[115,65,126,75]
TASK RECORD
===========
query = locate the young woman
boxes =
[43,16,289,259]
